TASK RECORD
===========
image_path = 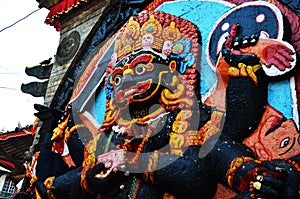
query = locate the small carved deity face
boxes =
[142,34,154,49]
[162,40,173,57]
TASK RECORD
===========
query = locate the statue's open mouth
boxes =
[115,80,152,103]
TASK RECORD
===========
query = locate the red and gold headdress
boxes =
[109,11,201,96]
[113,11,200,62]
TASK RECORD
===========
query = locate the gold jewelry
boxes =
[253,181,262,191]
[256,175,263,182]
[44,176,57,199]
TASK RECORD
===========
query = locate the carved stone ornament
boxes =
[21,81,49,97]
[25,63,53,80]
[56,31,80,65]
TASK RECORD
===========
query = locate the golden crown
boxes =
[114,11,198,61]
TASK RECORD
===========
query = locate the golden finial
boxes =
[162,21,181,42]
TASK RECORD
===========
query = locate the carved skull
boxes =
[162,40,173,57]
[142,34,154,49]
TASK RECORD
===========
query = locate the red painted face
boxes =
[259,118,300,159]
[244,105,300,160]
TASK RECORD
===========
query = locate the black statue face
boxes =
[109,51,176,110]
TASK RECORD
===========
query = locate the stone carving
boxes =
[56,31,80,65]
[21,81,49,97]
[25,63,53,80]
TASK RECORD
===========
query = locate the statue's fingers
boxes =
[277,47,295,64]
[264,57,287,71]
[232,36,242,48]
[277,45,294,58]
[259,175,284,188]
[104,161,112,168]
[89,162,105,175]
[249,33,259,45]
[252,181,280,198]
[274,53,293,68]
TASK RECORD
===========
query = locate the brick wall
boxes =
[44,0,112,106]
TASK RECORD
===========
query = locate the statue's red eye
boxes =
[135,64,146,75]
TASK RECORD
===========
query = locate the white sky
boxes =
[0,1,60,131]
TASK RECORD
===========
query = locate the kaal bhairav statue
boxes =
[21,6,300,199]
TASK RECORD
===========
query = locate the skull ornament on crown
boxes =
[142,33,154,50]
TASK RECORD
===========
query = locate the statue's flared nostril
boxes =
[121,74,136,89]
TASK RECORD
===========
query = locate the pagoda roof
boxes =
[0,127,36,175]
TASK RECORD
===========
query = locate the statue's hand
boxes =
[96,149,125,177]
[260,159,300,199]
[83,149,128,195]
[85,161,126,195]
[221,23,260,67]
[233,173,284,199]
[260,43,294,71]
[232,159,299,199]
[222,24,296,76]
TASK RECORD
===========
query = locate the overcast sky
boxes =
[0,1,60,131]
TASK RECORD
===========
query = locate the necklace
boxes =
[122,123,153,165]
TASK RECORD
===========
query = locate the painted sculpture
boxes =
[75,8,299,199]
[18,1,300,199]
